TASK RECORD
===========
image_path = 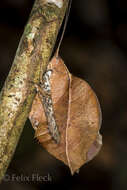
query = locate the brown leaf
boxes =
[29,55,102,174]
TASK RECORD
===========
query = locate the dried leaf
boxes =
[29,55,102,174]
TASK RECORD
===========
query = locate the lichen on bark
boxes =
[0,0,68,181]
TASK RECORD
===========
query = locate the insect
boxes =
[35,69,60,143]
[33,0,72,144]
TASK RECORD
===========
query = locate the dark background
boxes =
[0,0,127,189]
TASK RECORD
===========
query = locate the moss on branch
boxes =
[0,0,68,181]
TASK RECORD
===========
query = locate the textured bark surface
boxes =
[0,0,68,181]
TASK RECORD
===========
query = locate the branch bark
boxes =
[0,0,68,181]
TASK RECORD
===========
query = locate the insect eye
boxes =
[39,81,42,85]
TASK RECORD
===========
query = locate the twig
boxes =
[0,0,68,181]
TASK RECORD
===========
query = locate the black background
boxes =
[0,0,127,189]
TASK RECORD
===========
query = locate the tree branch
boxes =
[0,0,68,181]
